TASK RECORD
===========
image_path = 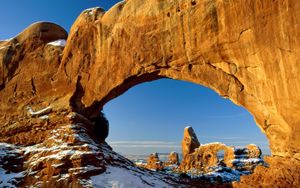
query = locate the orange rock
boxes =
[182,126,200,159]
[168,151,180,165]
[246,144,262,158]
[145,152,163,171]
[164,152,180,170]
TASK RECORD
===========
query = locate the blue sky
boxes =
[0,1,270,155]
[105,79,270,155]
[0,0,120,40]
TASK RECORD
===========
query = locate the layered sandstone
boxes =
[0,0,300,187]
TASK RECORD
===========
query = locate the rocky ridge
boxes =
[0,111,181,187]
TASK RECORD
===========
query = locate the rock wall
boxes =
[1,0,300,187]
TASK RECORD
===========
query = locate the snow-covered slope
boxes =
[0,116,180,187]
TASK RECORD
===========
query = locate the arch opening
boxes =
[101,78,270,183]
[104,78,270,155]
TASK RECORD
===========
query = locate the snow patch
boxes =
[0,168,24,187]
[231,158,263,166]
[26,106,52,117]
[85,8,96,15]
[39,115,49,120]
[91,166,172,188]
[83,7,103,16]
[47,39,66,47]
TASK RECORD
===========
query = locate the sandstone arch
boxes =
[0,0,299,186]
[180,142,236,172]
[58,1,300,185]
[60,0,300,160]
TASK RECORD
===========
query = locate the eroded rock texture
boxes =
[1,0,300,187]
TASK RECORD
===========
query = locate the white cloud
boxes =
[108,140,271,155]
[198,136,247,140]
[108,141,181,148]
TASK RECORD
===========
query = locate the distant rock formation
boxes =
[166,152,180,165]
[180,142,264,174]
[145,153,163,171]
[163,152,180,171]
[246,144,262,158]
[180,127,264,174]
[182,126,200,159]
[141,127,265,183]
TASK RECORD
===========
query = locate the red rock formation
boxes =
[182,126,200,159]
[0,0,300,187]
[163,152,180,171]
[167,151,180,165]
[246,144,262,158]
[145,152,164,171]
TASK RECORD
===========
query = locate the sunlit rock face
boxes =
[182,126,200,159]
[179,142,264,174]
[140,128,265,183]
[145,153,164,171]
[165,152,180,166]
[0,0,300,187]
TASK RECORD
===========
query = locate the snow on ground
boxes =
[26,106,52,117]
[84,8,97,15]
[231,158,264,166]
[83,7,104,16]
[2,122,178,187]
[187,166,245,183]
[0,121,266,187]
[90,166,172,188]
[0,168,24,188]
[200,142,226,147]
[0,143,18,157]
[205,170,241,182]
[0,144,24,188]
[47,39,66,47]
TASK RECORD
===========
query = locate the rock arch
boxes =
[60,0,300,161]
